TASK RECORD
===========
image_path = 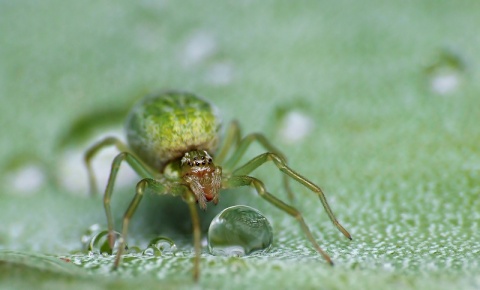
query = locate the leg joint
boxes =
[250,178,265,195]
[135,179,149,196]
[115,151,129,161]
[111,152,129,170]
[265,152,286,168]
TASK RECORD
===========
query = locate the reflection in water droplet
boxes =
[208,205,273,257]
[88,230,127,255]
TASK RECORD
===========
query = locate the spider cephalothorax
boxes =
[181,150,222,209]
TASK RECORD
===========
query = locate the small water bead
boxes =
[143,237,177,257]
[127,246,142,254]
[88,230,127,255]
[142,247,159,256]
[150,237,177,254]
[208,205,273,257]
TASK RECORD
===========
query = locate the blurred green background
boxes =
[1,0,480,289]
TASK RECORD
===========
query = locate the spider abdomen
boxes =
[125,91,220,171]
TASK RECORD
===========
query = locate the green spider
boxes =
[84,91,351,280]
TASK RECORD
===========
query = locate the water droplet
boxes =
[181,31,217,66]
[127,246,142,254]
[143,237,177,256]
[142,247,160,256]
[208,205,273,257]
[279,111,314,143]
[271,100,314,144]
[87,230,127,255]
[6,164,46,194]
[425,48,467,95]
[431,73,459,95]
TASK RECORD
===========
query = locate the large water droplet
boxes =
[208,205,273,257]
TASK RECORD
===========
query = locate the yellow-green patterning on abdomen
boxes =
[125,91,219,171]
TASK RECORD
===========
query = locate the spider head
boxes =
[181,150,222,210]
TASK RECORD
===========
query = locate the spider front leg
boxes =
[233,152,352,240]
[215,121,295,200]
[223,175,334,265]
[183,188,202,281]
[112,177,201,281]
[103,152,156,249]
[103,152,202,280]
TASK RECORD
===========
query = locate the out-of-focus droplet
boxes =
[181,30,217,66]
[208,205,273,257]
[7,164,46,195]
[279,111,314,143]
[425,48,467,95]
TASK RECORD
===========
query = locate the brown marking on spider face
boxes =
[181,150,221,210]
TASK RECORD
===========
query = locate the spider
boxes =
[84,91,351,281]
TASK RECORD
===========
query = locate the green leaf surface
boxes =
[1,1,480,289]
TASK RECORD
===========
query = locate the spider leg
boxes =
[113,178,192,270]
[223,175,334,265]
[113,177,201,281]
[215,121,294,200]
[113,178,152,269]
[183,189,202,281]
[104,154,202,280]
[112,178,180,265]
[214,121,241,164]
[232,152,351,240]
[84,136,156,195]
[103,152,156,250]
